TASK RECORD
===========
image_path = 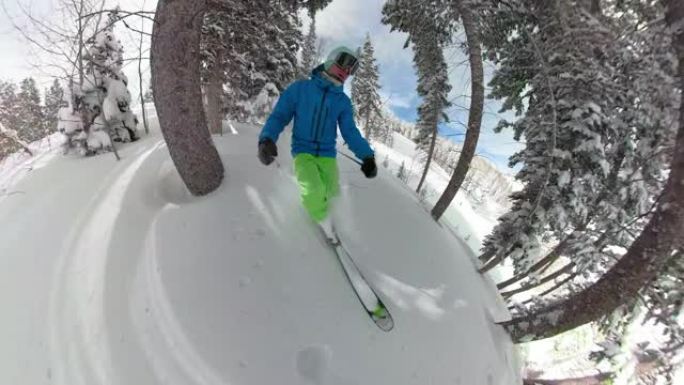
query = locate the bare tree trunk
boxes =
[138,19,149,135]
[205,58,224,135]
[77,0,85,85]
[523,372,612,385]
[151,0,224,196]
[416,125,438,193]
[431,2,484,221]
[514,273,578,308]
[501,262,574,298]
[501,3,684,341]
[363,112,371,140]
[495,230,579,288]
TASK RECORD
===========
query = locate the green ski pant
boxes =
[294,153,339,223]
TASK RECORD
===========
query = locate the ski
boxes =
[318,226,394,332]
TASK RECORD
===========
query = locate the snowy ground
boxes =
[0,117,521,384]
[372,134,506,256]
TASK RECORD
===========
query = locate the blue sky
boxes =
[0,0,523,171]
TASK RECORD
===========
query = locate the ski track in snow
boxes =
[0,116,521,384]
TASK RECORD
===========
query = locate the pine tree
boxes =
[383,0,453,194]
[351,34,383,140]
[477,3,683,371]
[0,82,20,138]
[44,79,65,136]
[77,9,139,155]
[299,16,318,79]
[215,0,303,121]
[201,10,228,134]
[16,78,45,142]
[0,82,21,159]
[479,0,676,282]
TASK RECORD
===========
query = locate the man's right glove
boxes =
[361,157,377,179]
[258,139,278,166]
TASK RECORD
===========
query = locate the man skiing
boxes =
[258,46,377,242]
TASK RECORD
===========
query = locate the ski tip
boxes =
[372,306,394,332]
[374,314,394,332]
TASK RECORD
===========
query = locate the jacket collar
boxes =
[311,65,344,93]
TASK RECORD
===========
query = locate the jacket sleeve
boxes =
[338,96,374,160]
[259,82,299,143]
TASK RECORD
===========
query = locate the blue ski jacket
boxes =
[258,65,374,160]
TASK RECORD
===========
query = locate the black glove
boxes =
[258,139,278,165]
[361,157,377,178]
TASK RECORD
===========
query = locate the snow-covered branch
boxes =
[0,122,33,156]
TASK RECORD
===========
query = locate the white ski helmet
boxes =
[324,46,361,82]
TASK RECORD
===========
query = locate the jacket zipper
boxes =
[310,106,319,139]
[314,88,329,156]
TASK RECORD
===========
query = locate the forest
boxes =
[0,0,682,384]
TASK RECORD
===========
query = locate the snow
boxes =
[0,133,61,198]
[0,115,520,384]
[371,132,515,284]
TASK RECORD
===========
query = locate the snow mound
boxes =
[0,119,520,384]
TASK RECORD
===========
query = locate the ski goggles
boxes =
[334,52,359,75]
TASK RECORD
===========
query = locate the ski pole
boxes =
[339,152,362,166]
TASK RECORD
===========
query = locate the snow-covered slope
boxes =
[0,118,520,384]
[372,133,510,259]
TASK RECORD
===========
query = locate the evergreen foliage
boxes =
[44,79,66,135]
[299,16,319,78]
[351,34,383,141]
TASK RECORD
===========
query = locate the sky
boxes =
[0,0,523,171]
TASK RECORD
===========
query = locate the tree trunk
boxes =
[205,54,224,136]
[523,372,612,385]
[501,3,684,341]
[364,112,371,140]
[431,2,484,220]
[416,125,438,193]
[138,27,150,135]
[501,262,574,299]
[495,228,583,288]
[513,273,578,308]
[151,0,224,196]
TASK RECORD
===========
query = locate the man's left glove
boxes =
[361,157,377,179]
[258,139,278,166]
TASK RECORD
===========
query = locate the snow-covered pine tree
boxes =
[75,9,139,156]
[44,79,65,136]
[0,80,42,159]
[479,0,677,286]
[299,0,332,15]
[216,0,303,122]
[479,2,682,369]
[201,10,228,134]
[16,78,46,142]
[0,82,21,141]
[253,1,301,101]
[351,34,383,141]
[382,0,453,194]
[299,16,318,79]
